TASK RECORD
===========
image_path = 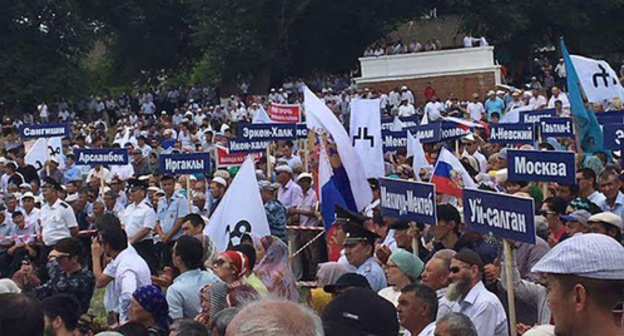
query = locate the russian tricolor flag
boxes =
[431,147,477,197]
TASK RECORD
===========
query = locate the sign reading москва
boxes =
[507,149,576,184]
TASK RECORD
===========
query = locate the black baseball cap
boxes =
[43,177,62,191]
[323,273,371,293]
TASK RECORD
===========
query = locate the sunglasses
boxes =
[449,266,469,274]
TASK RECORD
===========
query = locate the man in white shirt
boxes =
[466,94,485,121]
[398,99,416,117]
[461,134,487,173]
[91,225,151,324]
[401,86,415,105]
[40,178,78,250]
[547,86,570,109]
[528,89,547,110]
[275,165,303,214]
[463,35,474,48]
[389,89,401,107]
[442,249,508,336]
[424,95,445,122]
[122,178,157,274]
[397,283,438,336]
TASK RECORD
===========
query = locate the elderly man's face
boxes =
[397,291,422,330]
[446,259,474,301]
[422,258,450,291]
[210,183,225,199]
[599,175,621,199]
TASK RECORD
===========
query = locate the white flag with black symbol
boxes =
[571,55,624,103]
[349,99,384,178]
[205,155,270,252]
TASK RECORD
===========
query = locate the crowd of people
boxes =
[0,63,623,336]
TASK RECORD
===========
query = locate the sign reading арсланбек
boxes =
[507,149,576,184]
[20,123,70,139]
[462,188,536,244]
[379,178,437,225]
[74,149,129,166]
[160,153,211,175]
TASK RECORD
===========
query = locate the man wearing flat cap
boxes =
[121,178,157,273]
[532,233,624,336]
[342,222,387,292]
[444,249,508,336]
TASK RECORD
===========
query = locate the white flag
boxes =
[349,99,384,178]
[48,137,65,169]
[392,117,404,131]
[252,105,274,124]
[25,138,47,173]
[407,131,431,181]
[205,155,270,252]
[571,55,624,103]
[420,113,429,125]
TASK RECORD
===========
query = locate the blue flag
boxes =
[561,38,603,153]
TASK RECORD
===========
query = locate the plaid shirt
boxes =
[264,199,287,241]
[33,260,95,315]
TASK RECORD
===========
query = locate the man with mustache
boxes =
[443,249,508,336]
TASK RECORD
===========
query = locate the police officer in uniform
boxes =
[122,178,157,274]
[40,177,78,277]
[155,174,190,267]
[342,222,387,292]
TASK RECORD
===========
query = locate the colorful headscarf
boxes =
[198,281,228,327]
[132,285,171,329]
[254,235,299,302]
[220,251,249,278]
[316,262,353,287]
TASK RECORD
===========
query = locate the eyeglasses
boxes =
[537,209,556,216]
[449,266,469,274]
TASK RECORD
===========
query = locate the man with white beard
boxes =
[441,249,508,336]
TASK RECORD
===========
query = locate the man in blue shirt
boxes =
[342,222,387,292]
[167,235,219,320]
[484,90,505,121]
[61,153,81,184]
[156,174,190,267]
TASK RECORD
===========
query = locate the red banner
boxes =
[268,103,301,123]
[216,146,260,168]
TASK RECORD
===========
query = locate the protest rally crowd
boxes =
[2,41,624,336]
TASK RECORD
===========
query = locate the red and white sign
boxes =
[216,146,261,168]
[268,103,301,123]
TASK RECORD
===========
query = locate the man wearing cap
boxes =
[398,98,416,118]
[131,148,149,177]
[587,211,623,243]
[122,178,157,274]
[342,223,387,292]
[155,174,190,267]
[40,158,63,183]
[444,249,508,336]
[562,210,591,237]
[275,164,303,215]
[467,94,485,122]
[547,86,570,110]
[401,85,415,105]
[16,155,39,185]
[103,190,125,218]
[208,176,227,217]
[21,192,40,231]
[531,234,624,336]
[258,180,288,241]
[323,273,372,297]
[40,177,78,261]
[484,90,505,121]
[5,210,38,275]
[461,134,486,173]
[505,90,525,114]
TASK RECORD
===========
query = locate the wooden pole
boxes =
[503,240,518,336]
[455,139,460,157]
[303,138,309,173]
[186,175,193,211]
[46,139,50,177]
[100,167,105,200]
[266,143,272,180]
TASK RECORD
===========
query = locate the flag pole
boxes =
[46,139,50,177]
[100,167,105,200]
[572,115,582,155]
[303,138,309,173]
[187,175,193,212]
[503,240,518,336]
[266,143,272,180]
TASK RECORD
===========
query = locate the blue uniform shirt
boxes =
[157,193,190,241]
[355,256,387,292]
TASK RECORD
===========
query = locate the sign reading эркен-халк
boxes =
[379,178,437,225]
[507,149,576,184]
[463,188,536,244]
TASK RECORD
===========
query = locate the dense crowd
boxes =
[0,59,623,336]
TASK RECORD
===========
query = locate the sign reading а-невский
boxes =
[74,149,129,166]
[463,188,536,244]
[237,123,297,141]
[379,178,437,225]
[228,138,269,153]
[160,153,211,175]
[20,123,70,139]
[489,123,535,144]
[540,117,574,138]
[507,149,576,184]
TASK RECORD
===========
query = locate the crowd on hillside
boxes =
[0,59,623,336]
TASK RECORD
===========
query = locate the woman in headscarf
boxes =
[195,281,228,328]
[147,151,160,175]
[211,250,259,307]
[309,262,353,314]
[254,235,299,302]
[129,285,171,336]
[378,249,424,307]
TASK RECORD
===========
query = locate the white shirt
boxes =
[122,198,157,242]
[447,281,509,336]
[389,91,401,107]
[403,322,436,336]
[588,190,606,205]
[398,104,416,117]
[547,93,570,109]
[87,167,110,183]
[463,36,474,47]
[378,286,401,307]
[424,101,445,121]
[278,179,303,209]
[401,91,415,105]
[40,198,78,246]
[103,245,152,324]
[108,164,135,182]
[23,208,40,231]
[467,102,485,121]
[528,95,547,110]
[463,150,487,173]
